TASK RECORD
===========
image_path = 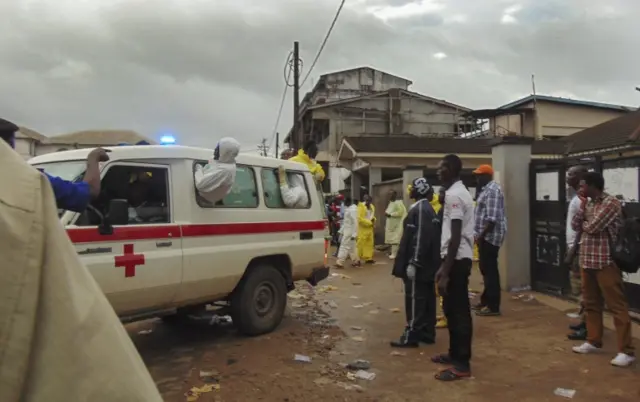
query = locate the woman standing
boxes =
[385,190,407,259]
[357,194,376,264]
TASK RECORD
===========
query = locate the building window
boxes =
[361,84,372,92]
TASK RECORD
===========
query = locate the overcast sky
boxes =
[1,0,639,153]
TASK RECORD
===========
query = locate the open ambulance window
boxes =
[260,168,311,209]
[75,164,171,226]
[194,162,259,208]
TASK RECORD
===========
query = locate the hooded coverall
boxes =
[194,137,241,204]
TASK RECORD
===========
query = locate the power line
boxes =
[300,0,346,88]
[268,52,297,153]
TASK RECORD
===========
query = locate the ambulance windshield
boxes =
[32,161,87,183]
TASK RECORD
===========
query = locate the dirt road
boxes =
[126,255,640,402]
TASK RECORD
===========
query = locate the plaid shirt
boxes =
[571,192,622,270]
[474,180,507,247]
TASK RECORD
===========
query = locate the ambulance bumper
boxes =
[306,266,330,286]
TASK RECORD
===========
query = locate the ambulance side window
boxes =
[195,162,259,208]
[75,165,171,226]
[261,168,311,209]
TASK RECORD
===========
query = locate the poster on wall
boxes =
[536,171,559,201]
[603,167,638,202]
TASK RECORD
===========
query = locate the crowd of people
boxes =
[1,112,636,400]
[327,155,637,380]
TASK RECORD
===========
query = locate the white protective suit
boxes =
[0,141,162,402]
[278,166,309,208]
[336,204,359,264]
[194,137,241,203]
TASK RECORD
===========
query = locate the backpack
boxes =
[610,216,640,274]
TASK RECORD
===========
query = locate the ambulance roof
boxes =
[29,145,309,171]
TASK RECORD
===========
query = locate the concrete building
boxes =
[465,95,636,139]
[285,67,471,193]
[337,135,566,201]
[13,128,156,160]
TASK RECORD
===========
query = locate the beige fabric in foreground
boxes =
[0,141,162,402]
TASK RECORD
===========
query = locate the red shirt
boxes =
[571,193,622,270]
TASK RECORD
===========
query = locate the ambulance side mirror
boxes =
[107,199,129,226]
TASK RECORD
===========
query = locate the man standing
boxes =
[336,197,360,268]
[433,154,475,381]
[390,178,440,348]
[571,172,635,367]
[385,190,407,260]
[357,194,376,264]
[565,166,589,340]
[472,164,507,317]
[1,118,109,213]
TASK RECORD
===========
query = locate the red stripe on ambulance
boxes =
[66,220,326,244]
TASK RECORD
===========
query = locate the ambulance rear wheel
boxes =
[231,265,287,336]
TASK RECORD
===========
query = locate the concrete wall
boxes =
[14,138,34,160]
[536,101,626,138]
[311,68,411,105]
[491,101,627,139]
[371,178,403,245]
[318,95,463,155]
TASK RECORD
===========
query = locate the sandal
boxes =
[434,367,471,382]
[430,354,453,365]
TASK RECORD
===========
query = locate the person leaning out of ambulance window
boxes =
[289,140,325,182]
[194,137,241,203]
[0,117,109,213]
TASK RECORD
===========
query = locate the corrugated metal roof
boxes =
[343,135,566,155]
[499,95,636,112]
[48,130,157,145]
[563,109,640,154]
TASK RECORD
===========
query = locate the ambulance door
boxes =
[68,162,183,316]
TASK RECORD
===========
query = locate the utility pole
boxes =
[257,138,269,157]
[275,132,280,158]
[292,41,301,151]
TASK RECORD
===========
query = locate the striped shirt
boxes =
[474,180,507,247]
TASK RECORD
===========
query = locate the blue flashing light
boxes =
[160,135,176,145]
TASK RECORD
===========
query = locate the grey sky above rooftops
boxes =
[1,0,638,151]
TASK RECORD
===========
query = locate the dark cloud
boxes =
[0,0,638,150]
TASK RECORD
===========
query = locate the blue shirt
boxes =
[474,180,507,247]
[42,172,92,213]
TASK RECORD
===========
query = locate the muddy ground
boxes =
[126,254,640,402]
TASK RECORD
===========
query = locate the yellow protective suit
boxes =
[384,199,406,245]
[289,149,325,182]
[357,202,376,261]
[0,141,163,402]
[430,198,442,214]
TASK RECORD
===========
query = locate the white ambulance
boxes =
[29,145,329,336]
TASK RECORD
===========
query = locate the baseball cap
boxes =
[473,164,494,175]
[411,177,431,196]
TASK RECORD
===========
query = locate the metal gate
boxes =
[530,156,640,313]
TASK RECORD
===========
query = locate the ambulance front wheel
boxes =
[230,265,287,336]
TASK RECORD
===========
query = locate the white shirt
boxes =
[441,180,475,260]
[566,195,581,246]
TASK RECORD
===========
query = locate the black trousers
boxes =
[442,258,473,371]
[403,278,436,341]
[478,239,501,312]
